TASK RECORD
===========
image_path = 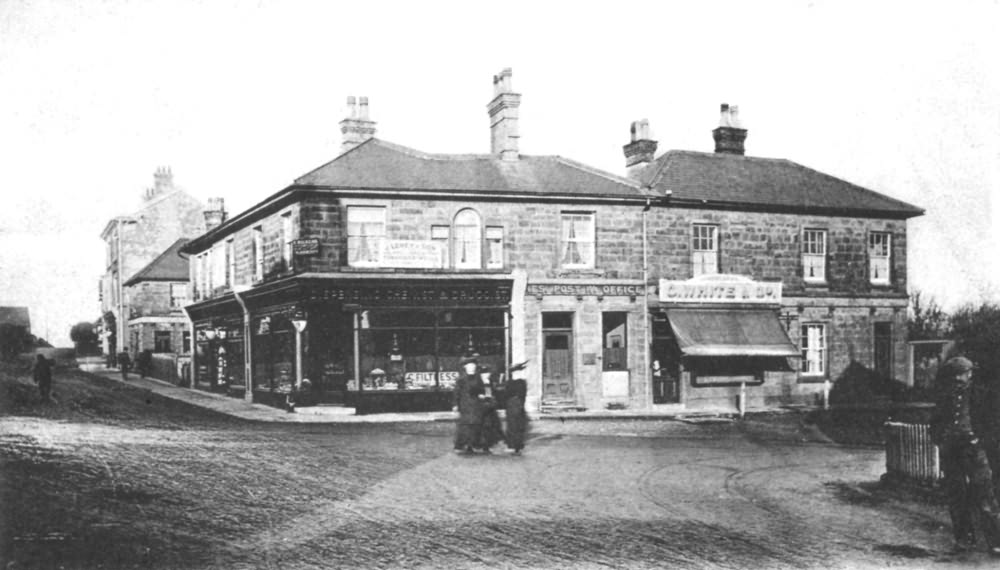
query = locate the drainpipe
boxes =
[642,197,651,409]
[232,286,253,402]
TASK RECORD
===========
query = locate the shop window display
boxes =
[356,308,506,392]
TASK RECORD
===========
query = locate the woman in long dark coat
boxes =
[504,361,529,455]
[453,355,485,454]
[477,365,505,453]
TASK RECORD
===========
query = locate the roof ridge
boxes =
[546,155,643,189]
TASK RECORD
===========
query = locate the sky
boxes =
[1,0,997,346]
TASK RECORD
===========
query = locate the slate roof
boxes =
[0,306,30,329]
[124,239,190,286]
[294,139,645,198]
[643,150,924,218]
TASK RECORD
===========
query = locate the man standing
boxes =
[931,356,1000,555]
[32,354,53,403]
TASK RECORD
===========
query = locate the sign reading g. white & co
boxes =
[659,275,782,305]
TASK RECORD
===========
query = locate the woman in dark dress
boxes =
[454,354,485,454]
[478,365,505,453]
[504,361,529,455]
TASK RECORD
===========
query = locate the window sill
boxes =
[556,268,604,277]
[797,374,829,384]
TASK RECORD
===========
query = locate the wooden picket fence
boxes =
[884,422,941,484]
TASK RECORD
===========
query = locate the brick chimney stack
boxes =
[623,119,658,179]
[144,166,175,201]
[203,197,227,232]
[340,95,377,153]
[487,68,521,161]
[712,103,748,155]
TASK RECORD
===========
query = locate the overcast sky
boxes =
[1,0,997,346]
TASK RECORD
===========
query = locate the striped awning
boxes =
[666,308,799,357]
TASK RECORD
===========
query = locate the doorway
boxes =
[651,318,681,404]
[874,322,892,379]
[542,312,574,402]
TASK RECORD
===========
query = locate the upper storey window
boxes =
[252,226,264,282]
[560,212,595,269]
[348,206,386,267]
[453,209,482,270]
[869,232,891,285]
[802,229,827,283]
[691,224,719,277]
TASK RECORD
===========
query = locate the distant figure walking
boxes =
[504,361,529,455]
[119,351,131,380]
[32,354,53,402]
[930,356,1000,555]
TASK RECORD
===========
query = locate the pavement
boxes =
[81,365,775,424]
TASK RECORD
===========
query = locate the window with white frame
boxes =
[691,224,719,277]
[800,323,827,376]
[211,243,226,293]
[869,232,891,285]
[802,229,827,282]
[347,206,386,266]
[560,212,595,268]
[486,226,503,269]
[431,225,449,268]
[252,226,264,281]
[169,283,188,309]
[453,209,482,269]
[281,212,294,269]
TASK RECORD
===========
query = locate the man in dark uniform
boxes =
[931,356,1000,555]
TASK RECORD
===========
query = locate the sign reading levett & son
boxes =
[659,275,782,305]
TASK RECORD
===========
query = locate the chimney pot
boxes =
[487,68,521,160]
[623,119,657,179]
[203,197,227,232]
[340,95,377,153]
[712,102,748,155]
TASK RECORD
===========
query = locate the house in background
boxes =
[178,69,923,414]
[122,238,194,382]
[0,306,32,358]
[98,168,220,361]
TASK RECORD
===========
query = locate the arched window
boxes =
[453,209,482,269]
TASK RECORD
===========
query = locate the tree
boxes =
[907,291,950,341]
[69,321,100,356]
[950,302,1000,383]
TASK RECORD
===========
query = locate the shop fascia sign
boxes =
[292,238,320,256]
[659,275,782,305]
[526,283,646,297]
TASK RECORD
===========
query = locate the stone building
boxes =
[122,239,192,361]
[180,70,922,414]
[98,168,209,358]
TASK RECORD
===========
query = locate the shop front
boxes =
[654,275,800,412]
[301,276,513,414]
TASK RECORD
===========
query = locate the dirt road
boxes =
[1,368,995,569]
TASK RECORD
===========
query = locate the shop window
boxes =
[486,226,504,269]
[154,331,172,353]
[560,212,595,268]
[347,206,386,266]
[453,209,482,269]
[869,232,891,285]
[802,229,827,283]
[602,312,627,371]
[431,225,449,267]
[252,226,264,282]
[800,323,827,376]
[691,224,719,277]
[169,283,188,309]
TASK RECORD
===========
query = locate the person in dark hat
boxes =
[453,353,485,454]
[503,360,529,455]
[477,364,505,453]
[930,356,1000,555]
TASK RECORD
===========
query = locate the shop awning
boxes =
[666,308,799,357]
